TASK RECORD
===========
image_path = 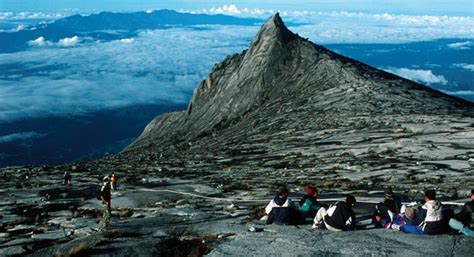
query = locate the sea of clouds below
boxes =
[0,26,256,123]
[0,5,473,127]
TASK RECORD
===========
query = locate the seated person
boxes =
[373,187,403,228]
[384,206,417,230]
[457,189,473,228]
[297,186,326,221]
[313,195,357,231]
[265,186,297,225]
[397,190,449,235]
[449,189,474,237]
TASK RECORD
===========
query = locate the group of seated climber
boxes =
[264,186,473,237]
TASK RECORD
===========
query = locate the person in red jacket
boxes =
[297,186,326,223]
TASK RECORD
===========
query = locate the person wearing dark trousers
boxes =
[265,186,297,225]
[63,171,72,187]
[313,195,357,231]
[373,187,403,228]
[449,189,474,237]
[297,186,326,223]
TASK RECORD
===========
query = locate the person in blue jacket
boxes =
[265,186,297,225]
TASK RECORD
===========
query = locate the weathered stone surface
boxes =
[122,13,473,196]
[208,224,474,257]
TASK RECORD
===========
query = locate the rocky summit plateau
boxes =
[1,14,473,256]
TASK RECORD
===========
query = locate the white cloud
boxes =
[187,5,474,43]
[187,5,273,17]
[448,41,472,50]
[0,132,45,143]
[441,90,474,96]
[383,67,448,85]
[27,36,52,46]
[119,38,135,43]
[58,36,80,47]
[206,4,242,15]
[0,11,69,20]
[0,26,255,122]
[14,24,26,31]
[452,63,474,71]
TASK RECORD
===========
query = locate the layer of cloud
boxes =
[441,90,474,96]
[119,38,135,44]
[0,26,255,122]
[58,36,79,47]
[383,67,448,85]
[453,63,474,71]
[0,11,67,20]
[448,41,472,50]
[0,132,45,143]
[185,5,474,44]
[27,36,82,48]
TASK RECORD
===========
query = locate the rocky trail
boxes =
[1,166,473,256]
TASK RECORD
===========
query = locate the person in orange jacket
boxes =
[111,173,117,190]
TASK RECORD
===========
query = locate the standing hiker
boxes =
[99,176,112,230]
[111,173,117,190]
[313,195,357,231]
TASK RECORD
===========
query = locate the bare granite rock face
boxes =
[126,13,474,194]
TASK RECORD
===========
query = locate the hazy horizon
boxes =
[2,0,473,16]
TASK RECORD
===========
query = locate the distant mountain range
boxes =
[0,9,262,53]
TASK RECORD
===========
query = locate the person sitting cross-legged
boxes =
[265,186,298,225]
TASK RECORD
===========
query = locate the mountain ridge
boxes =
[0,9,262,53]
[127,13,473,151]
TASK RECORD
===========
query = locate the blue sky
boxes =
[1,0,473,16]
